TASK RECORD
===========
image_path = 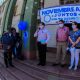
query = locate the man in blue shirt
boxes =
[1,29,14,68]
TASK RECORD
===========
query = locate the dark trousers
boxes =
[37,42,47,65]
[4,49,13,67]
[12,47,16,58]
[16,46,23,60]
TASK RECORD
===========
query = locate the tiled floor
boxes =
[0,50,80,80]
[21,59,80,80]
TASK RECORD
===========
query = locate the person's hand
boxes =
[16,43,19,47]
[37,28,40,32]
[41,42,47,45]
[72,42,76,47]
[42,43,46,45]
[7,46,10,49]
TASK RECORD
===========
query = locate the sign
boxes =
[40,5,80,24]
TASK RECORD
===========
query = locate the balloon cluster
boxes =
[18,21,28,48]
[18,21,28,31]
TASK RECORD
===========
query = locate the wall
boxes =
[44,0,59,8]
[46,25,58,47]
[0,1,8,35]
[43,0,59,48]
[12,0,24,32]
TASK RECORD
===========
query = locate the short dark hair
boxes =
[40,22,45,26]
[72,21,78,25]
[11,27,16,32]
[59,20,64,23]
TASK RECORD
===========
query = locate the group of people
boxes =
[1,20,80,70]
[34,20,80,70]
[1,27,22,68]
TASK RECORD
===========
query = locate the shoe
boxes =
[10,64,14,67]
[61,64,66,67]
[74,66,77,70]
[6,65,8,68]
[37,63,41,66]
[52,63,59,66]
[68,66,72,70]
[41,64,46,66]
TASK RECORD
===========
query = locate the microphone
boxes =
[37,28,40,32]
[38,28,40,30]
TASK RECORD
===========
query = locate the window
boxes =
[60,0,80,5]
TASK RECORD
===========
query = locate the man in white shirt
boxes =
[34,22,50,66]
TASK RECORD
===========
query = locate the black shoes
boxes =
[6,65,8,68]
[41,64,46,66]
[52,63,59,66]
[5,64,14,68]
[37,63,46,66]
[60,64,66,67]
[52,63,66,67]
[10,64,15,67]
[37,63,41,66]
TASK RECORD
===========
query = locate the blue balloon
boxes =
[18,21,28,31]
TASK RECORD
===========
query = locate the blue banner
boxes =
[40,5,80,24]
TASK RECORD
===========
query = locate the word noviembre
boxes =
[41,7,80,15]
